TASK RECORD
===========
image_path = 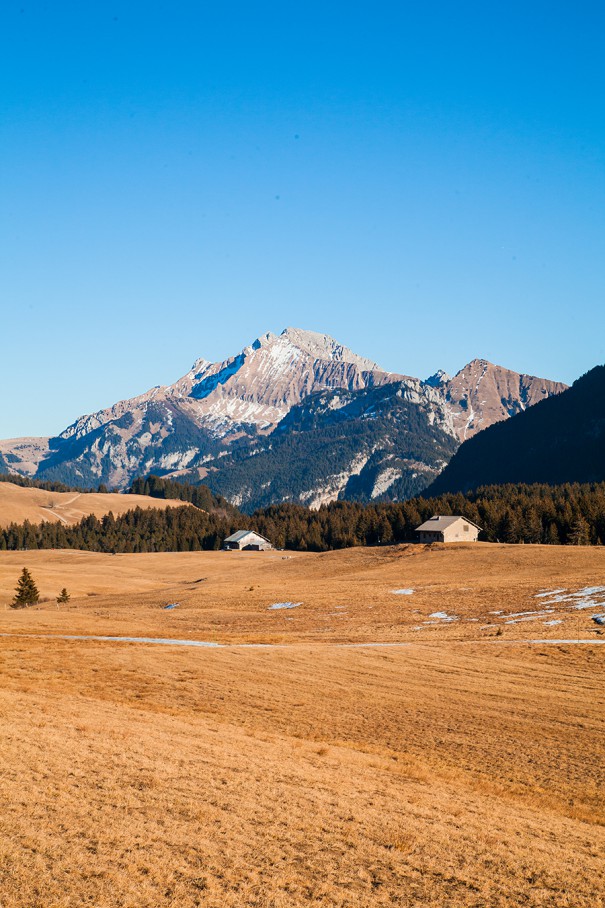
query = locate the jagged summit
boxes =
[424,369,451,387]
[445,358,565,440]
[278,327,383,371]
[459,357,491,369]
[187,328,382,379]
[181,327,396,424]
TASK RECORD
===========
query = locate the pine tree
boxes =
[56,588,70,605]
[546,522,560,545]
[11,567,40,609]
[568,516,590,545]
[501,510,521,544]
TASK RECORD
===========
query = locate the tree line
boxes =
[0,472,101,493]
[2,481,605,552]
[129,475,238,515]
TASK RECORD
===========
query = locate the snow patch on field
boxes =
[535,589,567,598]
[506,615,550,624]
[268,602,302,610]
[533,586,605,610]
[429,611,458,622]
[392,588,415,595]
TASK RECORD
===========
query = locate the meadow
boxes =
[0,481,189,529]
[0,543,603,906]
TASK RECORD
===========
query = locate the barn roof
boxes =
[224,529,271,543]
[415,515,482,532]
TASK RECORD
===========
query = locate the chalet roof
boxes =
[223,529,271,544]
[415,515,482,532]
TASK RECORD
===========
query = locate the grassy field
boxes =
[0,543,603,906]
[0,480,190,528]
[1,542,604,642]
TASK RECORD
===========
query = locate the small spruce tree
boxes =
[11,567,40,609]
[56,588,70,605]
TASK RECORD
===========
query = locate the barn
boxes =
[415,515,481,543]
[223,530,274,551]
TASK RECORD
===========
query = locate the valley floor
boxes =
[0,544,603,906]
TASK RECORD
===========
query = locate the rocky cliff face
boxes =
[427,365,605,495]
[443,359,565,441]
[0,328,567,500]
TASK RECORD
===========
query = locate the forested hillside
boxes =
[129,475,238,516]
[2,482,605,552]
[199,382,459,509]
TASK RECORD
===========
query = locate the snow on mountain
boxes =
[179,327,396,430]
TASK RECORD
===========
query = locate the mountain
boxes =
[0,328,567,504]
[198,381,459,509]
[0,328,398,489]
[61,326,396,440]
[426,365,605,495]
[440,358,566,441]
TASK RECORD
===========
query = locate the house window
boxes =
[463,525,469,532]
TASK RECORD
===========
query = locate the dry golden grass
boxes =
[0,481,190,528]
[0,542,604,642]
[0,544,604,906]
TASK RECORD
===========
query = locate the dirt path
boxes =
[40,493,82,524]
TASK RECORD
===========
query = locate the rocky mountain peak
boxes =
[279,327,383,371]
[186,357,213,380]
[245,331,278,354]
[156,327,398,439]
[445,359,567,440]
[424,369,451,387]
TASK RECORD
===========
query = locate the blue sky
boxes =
[1,1,604,438]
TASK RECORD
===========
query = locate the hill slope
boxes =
[0,482,193,529]
[427,365,604,494]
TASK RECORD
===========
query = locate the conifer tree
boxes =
[11,567,40,609]
[56,588,70,605]
[568,516,590,545]
[546,522,560,545]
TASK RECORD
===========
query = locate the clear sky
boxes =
[1,1,604,438]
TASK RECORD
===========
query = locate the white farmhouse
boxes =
[223,530,273,551]
[415,515,481,543]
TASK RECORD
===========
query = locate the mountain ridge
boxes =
[426,364,605,495]
[0,328,567,502]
